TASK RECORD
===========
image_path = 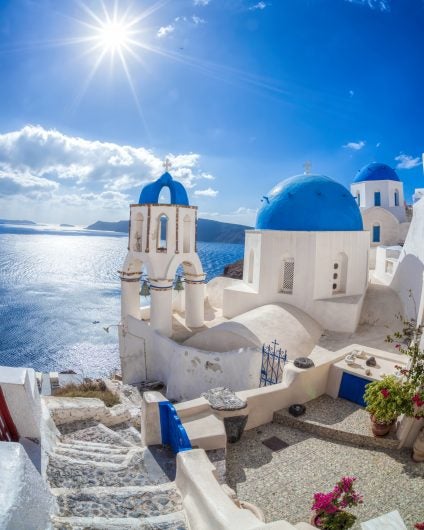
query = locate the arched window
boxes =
[134,213,143,252]
[157,214,168,251]
[374,191,381,207]
[356,192,361,207]
[372,223,380,243]
[248,249,254,283]
[394,190,399,207]
[280,258,294,294]
[183,215,191,253]
[332,252,348,294]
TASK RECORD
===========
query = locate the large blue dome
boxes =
[256,174,363,231]
[353,162,400,183]
[138,172,189,205]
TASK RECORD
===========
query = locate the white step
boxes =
[182,412,226,451]
[52,511,188,529]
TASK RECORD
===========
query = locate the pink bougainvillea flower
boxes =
[414,523,424,530]
[380,388,390,398]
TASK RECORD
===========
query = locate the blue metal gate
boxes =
[260,340,288,387]
[338,372,368,407]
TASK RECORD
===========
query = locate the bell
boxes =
[140,280,150,297]
[174,276,184,291]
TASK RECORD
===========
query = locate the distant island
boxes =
[0,219,36,225]
[60,224,75,227]
[86,218,251,244]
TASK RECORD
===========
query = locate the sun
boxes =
[97,21,131,53]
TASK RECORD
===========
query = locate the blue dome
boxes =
[353,163,400,183]
[256,174,363,231]
[138,172,189,205]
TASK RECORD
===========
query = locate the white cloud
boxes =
[343,140,365,151]
[200,172,215,180]
[194,0,210,5]
[0,125,215,222]
[395,154,422,170]
[349,90,354,97]
[157,24,174,38]
[194,187,219,197]
[249,1,268,10]
[346,0,390,11]
[192,15,206,24]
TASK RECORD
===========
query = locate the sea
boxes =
[0,223,244,377]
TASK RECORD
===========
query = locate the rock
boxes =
[201,387,247,411]
[293,357,315,369]
[366,356,377,367]
[288,404,306,417]
[223,259,244,279]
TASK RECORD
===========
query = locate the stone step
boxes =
[54,446,129,464]
[53,484,183,519]
[61,423,133,447]
[47,451,159,488]
[273,395,399,450]
[57,440,132,454]
[52,511,188,529]
[109,422,143,446]
[49,447,142,468]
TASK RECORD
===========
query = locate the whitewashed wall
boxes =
[0,367,41,439]
[351,179,405,222]
[121,316,262,401]
[223,230,369,332]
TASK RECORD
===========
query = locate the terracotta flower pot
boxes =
[371,415,395,437]
[310,513,322,528]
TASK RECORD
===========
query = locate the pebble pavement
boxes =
[226,421,424,529]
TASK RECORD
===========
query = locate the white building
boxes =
[350,163,410,268]
[223,174,370,333]
[413,188,424,203]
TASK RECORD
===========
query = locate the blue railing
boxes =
[158,401,192,453]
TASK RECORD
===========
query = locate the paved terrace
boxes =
[226,414,424,528]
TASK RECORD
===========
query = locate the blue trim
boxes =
[374,191,381,207]
[159,401,192,453]
[338,372,369,407]
[372,225,380,243]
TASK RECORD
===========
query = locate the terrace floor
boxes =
[226,420,424,528]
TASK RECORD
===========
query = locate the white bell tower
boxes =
[120,162,205,339]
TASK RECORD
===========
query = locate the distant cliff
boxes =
[0,219,36,225]
[86,218,251,244]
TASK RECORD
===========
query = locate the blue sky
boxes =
[0,0,423,225]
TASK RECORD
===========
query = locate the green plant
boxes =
[364,375,410,424]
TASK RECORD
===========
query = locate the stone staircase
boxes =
[48,422,188,529]
[273,395,399,450]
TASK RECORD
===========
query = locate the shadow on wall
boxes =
[391,254,424,320]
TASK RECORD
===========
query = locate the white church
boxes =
[118,161,418,401]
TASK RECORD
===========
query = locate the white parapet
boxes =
[176,448,312,530]
[0,442,54,530]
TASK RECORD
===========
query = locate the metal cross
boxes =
[303,161,312,175]
[163,158,172,172]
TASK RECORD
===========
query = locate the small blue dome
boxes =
[353,163,400,183]
[138,172,189,205]
[256,174,363,231]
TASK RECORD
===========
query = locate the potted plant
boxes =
[364,375,409,436]
[310,476,363,529]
